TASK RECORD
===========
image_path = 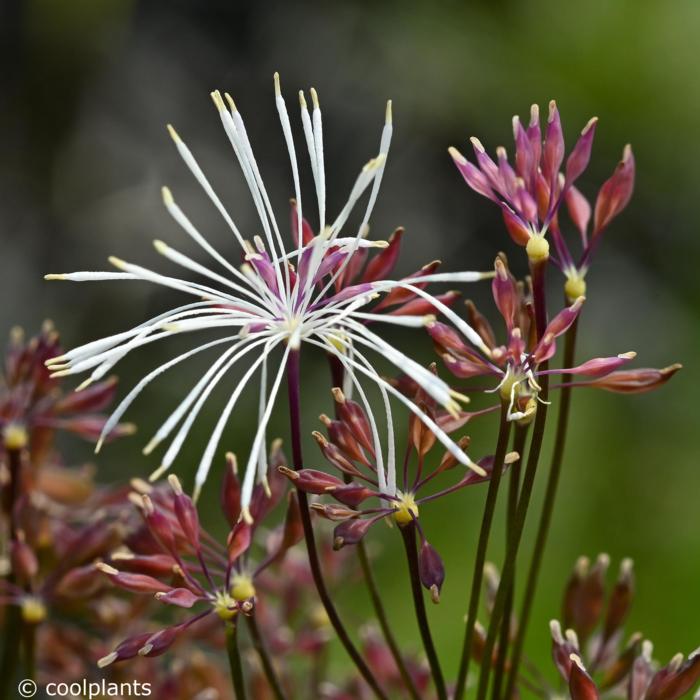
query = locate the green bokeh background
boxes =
[1,0,698,692]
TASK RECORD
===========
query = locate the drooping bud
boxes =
[418,540,445,604]
[569,654,600,700]
[310,503,360,521]
[333,517,376,550]
[98,632,154,667]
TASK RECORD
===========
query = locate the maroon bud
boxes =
[168,475,201,553]
[332,388,374,454]
[374,260,441,311]
[566,185,592,239]
[98,632,154,667]
[333,517,377,550]
[563,556,589,630]
[141,495,178,557]
[278,466,344,494]
[221,452,242,527]
[155,588,202,609]
[312,432,364,478]
[410,404,437,458]
[449,147,497,201]
[543,100,565,191]
[96,562,170,594]
[569,654,600,700]
[575,553,609,642]
[139,623,186,658]
[502,207,531,246]
[227,521,252,564]
[54,563,105,599]
[551,620,579,682]
[109,552,178,577]
[310,503,360,521]
[646,649,700,700]
[492,257,518,330]
[629,641,655,700]
[418,540,445,604]
[362,227,404,283]
[587,364,682,394]
[593,144,635,237]
[602,558,634,643]
[328,483,376,509]
[464,300,497,349]
[279,492,304,552]
[565,117,598,186]
[321,413,369,465]
[600,633,642,690]
[389,290,460,317]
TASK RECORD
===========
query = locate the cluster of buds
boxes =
[96,444,303,666]
[449,101,635,299]
[427,256,662,421]
[548,555,700,699]
[281,385,517,604]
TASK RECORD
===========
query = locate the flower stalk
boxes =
[286,349,388,700]
[504,313,579,699]
[400,522,447,700]
[454,401,512,700]
[246,615,288,700]
[226,622,247,700]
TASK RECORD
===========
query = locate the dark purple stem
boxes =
[287,350,388,700]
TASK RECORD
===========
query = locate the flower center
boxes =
[392,491,419,526]
[564,271,587,302]
[213,591,238,621]
[3,423,28,451]
[21,596,47,624]
[526,234,550,263]
[230,574,256,602]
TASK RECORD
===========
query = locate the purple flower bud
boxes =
[333,517,377,550]
[646,649,700,700]
[565,117,598,186]
[327,483,377,509]
[96,562,171,594]
[587,364,682,393]
[543,100,565,192]
[98,632,154,667]
[568,654,600,700]
[362,227,404,283]
[492,258,519,330]
[602,558,634,643]
[227,521,252,564]
[310,503,360,521]
[168,475,201,553]
[221,452,242,527]
[418,540,445,604]
[593,144,635,237]
[332,388,375,454]
[551,620,579,681]
[629,641,655,700]
[449,147,498,201]
[566,185,592,241]
[155,587,202,609]
[278,466,345,494]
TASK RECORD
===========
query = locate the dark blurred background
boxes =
[2,0,698,686]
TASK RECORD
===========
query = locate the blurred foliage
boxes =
[1,0,698,689]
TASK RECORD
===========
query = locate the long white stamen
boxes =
[310,88,326,232]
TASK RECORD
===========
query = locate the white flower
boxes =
[45,74,492,516]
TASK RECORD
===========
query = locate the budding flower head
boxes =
[21,596,47,624]
[392,491,419,526]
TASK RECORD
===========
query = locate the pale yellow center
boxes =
[526,235,550,263]
[213,591,238,621]
[392,492,419,526]
[21,597,47,624]
[230,574,256,602]
[3,423,28,451]
[564,273,587,302]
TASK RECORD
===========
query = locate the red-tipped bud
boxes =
[449,147,497,201]
[321,413,369,465]
[492,257,519,329]
[138,624,184,658]
[362,227,404,282]
[569,654,600,700]
[310,503,360,521]
[565,117,598,186]
[418,540,445,604]
[502,207,531,246]
[410,404,437,457]
[169,475,201,553]
[327,483,376,509]
[586,364,682,393]
[141,495,177,556]
[278,466,345,494]
[98,632,154,667]
[551,620,579,682]
[543,100,565,189]
[575,553,609,642]
[333,517,376,550]
[602,558,634,643]
[593,144,635,236]
[96,562,170,594]
[645,649,700,700]
[154,587,202,609]
[465,300,497,349]
[566,185,592,239]
[227,521,252,564]
[311,432,364,478]
[332,388,374,454]
[109,552,178,577]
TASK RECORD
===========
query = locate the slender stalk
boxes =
[491,425,529,700]
[245,615,287,700]
[400,523,447,700]
[357,543,422,700]
[287,350,388,700]
[503,316,579,699]
[475,257,550,700]
[23,624,36,682]
[327,352,418,700]
[226,622,247,700]
[453,402,512,700]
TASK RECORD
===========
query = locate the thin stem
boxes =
[491,425,529,700]
[400,523,447,700]
[357,541,422,700]
[453,402,512,700]
[287,350,388,700]
[226,622,247,700]
[246,615,287,700]
[326,353,417,698]
[23,624,36,682]
[504,315,579,699]
[475,258,550,700]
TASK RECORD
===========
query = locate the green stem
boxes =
[503,316,579,699]
[246,615,287,700]
[491,425,529,700]
[357,543,422,700]
[226,622,247,700]
[453,402,512,700]
[400,524,447,700]
[475,258,550,700]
